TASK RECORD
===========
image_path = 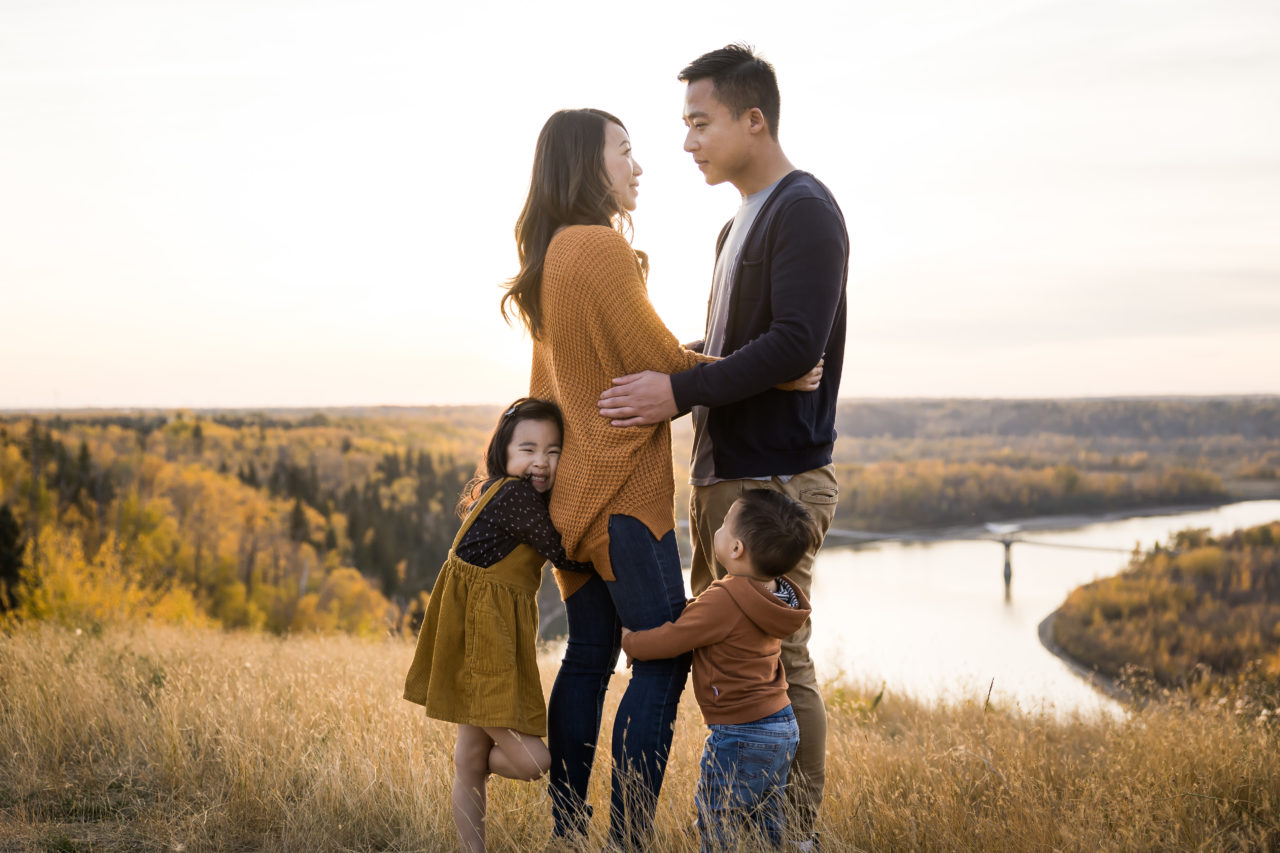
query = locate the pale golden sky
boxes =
[2,0,1277,407]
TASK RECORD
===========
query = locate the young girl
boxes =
[403,398,590,853]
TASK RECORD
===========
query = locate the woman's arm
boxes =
[569,228,717,377]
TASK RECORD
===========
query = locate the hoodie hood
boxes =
[718,574,811,639]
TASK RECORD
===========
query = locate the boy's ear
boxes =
[729,537,745,560]
[746,107,768,136]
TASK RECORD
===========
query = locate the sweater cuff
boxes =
[670,366,699,413]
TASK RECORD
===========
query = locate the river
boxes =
[538,500,1280,717]
[808,500,1280,716]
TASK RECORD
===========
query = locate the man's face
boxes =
[682,79,753,187]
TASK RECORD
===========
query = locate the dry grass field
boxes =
[1,624,1277,852]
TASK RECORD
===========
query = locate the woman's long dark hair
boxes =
[456,397,565,517]
[501,108,648,339]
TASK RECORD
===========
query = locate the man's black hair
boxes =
[679,43,781,140]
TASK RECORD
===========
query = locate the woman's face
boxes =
[603,121,642,212]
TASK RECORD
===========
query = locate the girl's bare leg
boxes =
[453,725,550,852]
[453,725,493,853]
[484,726,551,781]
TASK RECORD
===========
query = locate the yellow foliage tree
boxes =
[289,567,394,637]
[15,527,207,632]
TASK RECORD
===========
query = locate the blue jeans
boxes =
[547,515,691,849]
[695,706,800,853]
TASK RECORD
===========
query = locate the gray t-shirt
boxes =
[690,179,781,486]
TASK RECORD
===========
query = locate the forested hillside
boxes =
[2,397,1276,634]
[1052,521,1280,697]
[0,412,486,634]
[677,397,1279,530]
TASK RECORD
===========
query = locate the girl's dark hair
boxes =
[501,108,648,339]
[456,397,565,517]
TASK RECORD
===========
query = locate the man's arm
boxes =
[670,196,846,409]
[598,197,845,426]
[599,360,823,427]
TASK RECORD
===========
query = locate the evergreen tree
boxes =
[289,498,310,543]
[0,503,24,612]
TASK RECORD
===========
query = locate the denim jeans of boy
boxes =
[695,706,800,853]
[547,515,691,849]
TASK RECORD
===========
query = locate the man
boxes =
[597,43,848,848]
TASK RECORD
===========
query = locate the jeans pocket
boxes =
[733,740,783,790]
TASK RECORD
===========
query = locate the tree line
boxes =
[3,397,1276,634]
[0,415,476,634]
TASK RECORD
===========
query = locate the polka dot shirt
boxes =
[456,478,593,573]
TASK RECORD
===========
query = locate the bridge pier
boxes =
[1002,538,1013,601]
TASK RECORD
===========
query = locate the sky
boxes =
[2,0,1277,408]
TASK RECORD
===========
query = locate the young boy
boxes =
[621,489,820,852]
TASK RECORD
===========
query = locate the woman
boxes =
[503,108,817,847]
[502,108,709,849]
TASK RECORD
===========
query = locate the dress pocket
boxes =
[464,593,516,675]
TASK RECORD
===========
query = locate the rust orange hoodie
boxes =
[621,574,812,725]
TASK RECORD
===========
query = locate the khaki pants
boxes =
[689,464,839,840]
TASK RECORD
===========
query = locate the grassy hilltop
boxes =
[1,624,1277,852]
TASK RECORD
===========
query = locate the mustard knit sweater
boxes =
[531,225,713,599]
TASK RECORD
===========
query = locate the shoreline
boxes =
[822,495,1280,549]
[1036,610,1131,706]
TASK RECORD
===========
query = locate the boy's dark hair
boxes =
[678,43,781,140]
[457,397,564,516]
[733,489,821,578]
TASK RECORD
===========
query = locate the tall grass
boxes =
[1,624,1277,852]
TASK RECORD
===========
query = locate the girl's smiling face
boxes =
[504,418,562,493]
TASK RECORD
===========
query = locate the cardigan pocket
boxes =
[734,257,766,305]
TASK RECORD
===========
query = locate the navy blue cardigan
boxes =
[670,171,848,479]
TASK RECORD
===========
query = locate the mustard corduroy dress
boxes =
[403,477,547,736]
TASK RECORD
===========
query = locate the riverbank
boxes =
[1037,611,1130,705]
[1043,519,1280,700]
[824,494,1280,549]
